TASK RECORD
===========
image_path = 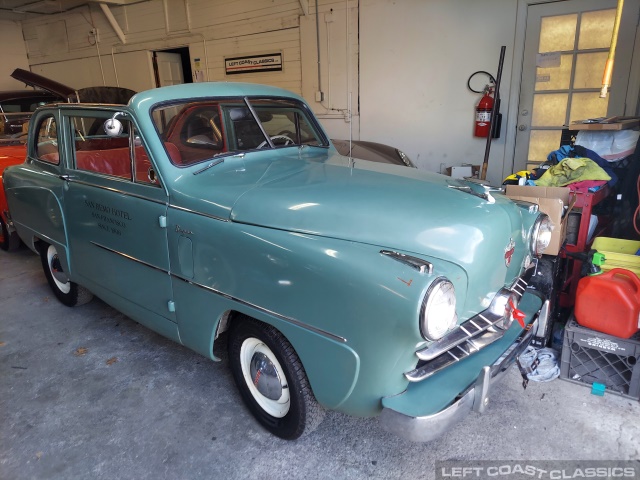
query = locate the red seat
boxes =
[76,147,131,178]
[164,142,183,165]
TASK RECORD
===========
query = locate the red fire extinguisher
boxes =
[474,85,494,137]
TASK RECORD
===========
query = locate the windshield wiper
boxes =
[193,152,245,175]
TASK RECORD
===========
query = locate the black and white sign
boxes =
[225,53,282,75]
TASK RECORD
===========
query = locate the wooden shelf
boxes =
[569,118,639,131]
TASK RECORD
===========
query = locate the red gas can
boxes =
[575,268,640,339]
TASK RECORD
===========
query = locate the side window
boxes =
[72,115,132,180]
[35,116,59,165]
[69,115,160,187]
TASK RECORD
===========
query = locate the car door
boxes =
[60,109,177,336]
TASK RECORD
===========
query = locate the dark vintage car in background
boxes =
[4,82,552,441]
[0,89,60,137]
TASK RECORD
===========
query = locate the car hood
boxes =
[11,68,75,99]
[224,154,530,287]
[10,69,136,104]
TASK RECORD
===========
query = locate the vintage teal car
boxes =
[3,82,552,441]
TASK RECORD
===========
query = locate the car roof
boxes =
[129,82,307,112]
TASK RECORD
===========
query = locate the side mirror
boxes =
[104,112,125,136]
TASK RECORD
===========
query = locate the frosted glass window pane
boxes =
[539,14,577,53]
[532,93,568,127]
[578,9,615,50]
[536,54,573,91]
[569,92,609,123]
[528,130,562,164]
[574,52,609,89]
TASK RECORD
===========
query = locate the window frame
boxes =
[33,114,60,166]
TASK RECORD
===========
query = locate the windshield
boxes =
[151,97,329,167]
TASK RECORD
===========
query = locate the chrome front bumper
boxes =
[379,316,538,442]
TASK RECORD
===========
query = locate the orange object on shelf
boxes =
[575,268,640,339]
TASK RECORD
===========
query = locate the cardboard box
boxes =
[505,185,574,256]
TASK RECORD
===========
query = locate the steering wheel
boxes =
[257,134,294,149]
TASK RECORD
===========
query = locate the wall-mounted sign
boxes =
[225,53,282,75]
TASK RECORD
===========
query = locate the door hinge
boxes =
[159,215,167,228]
[167,300,175,312]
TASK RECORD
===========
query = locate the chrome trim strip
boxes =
[65,178,167,205]
[172,274,347,344]
[90,242,169,274]
[380,250,433,274]
[88,242,345,343]
[169,204,229,222]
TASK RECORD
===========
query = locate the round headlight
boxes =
[531,214,552,256]
[420,278,458,340]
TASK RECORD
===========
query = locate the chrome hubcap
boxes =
[250,351,283,400]
[240,337,290,418]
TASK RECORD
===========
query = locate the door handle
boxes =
[59,174,76,181]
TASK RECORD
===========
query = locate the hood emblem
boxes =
[504,238,515,267]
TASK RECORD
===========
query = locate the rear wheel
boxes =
[40,243,93,307]
[0,217,20,251]
[228,317,324,439]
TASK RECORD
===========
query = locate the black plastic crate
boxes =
[560,318,640,400]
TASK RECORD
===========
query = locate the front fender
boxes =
[175,219,467,415]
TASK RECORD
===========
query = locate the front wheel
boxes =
[40,243,93,307]
[228,317,324,439]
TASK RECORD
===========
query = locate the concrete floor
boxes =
[1,245,639,480]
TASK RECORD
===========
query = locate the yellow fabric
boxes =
[535,157,610,187]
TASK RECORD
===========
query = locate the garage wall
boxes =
[20,1,314,93]
[360,0,519,183]
[15,1,561,185]
[0,20,30,90]
[19,1,358,134]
